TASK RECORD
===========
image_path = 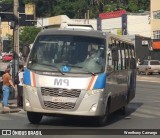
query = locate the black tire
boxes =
[119,106,126,115]
[27,112,43,124]
[96,102,110,126]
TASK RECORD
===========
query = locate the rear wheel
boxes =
[27,112,43,124]
[119,106,127,115]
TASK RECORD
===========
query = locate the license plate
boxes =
[52,97,77,103]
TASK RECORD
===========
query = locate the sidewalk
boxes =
[0,99,21,113]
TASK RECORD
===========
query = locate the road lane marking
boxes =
[137,80,160,83]
[142,105,160,111]
[131,112,154,118]
[134,108,160,118]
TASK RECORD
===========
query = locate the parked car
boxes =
[2,54,13,62]
[137,60,160,75]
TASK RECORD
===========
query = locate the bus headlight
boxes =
[84,89,103,98]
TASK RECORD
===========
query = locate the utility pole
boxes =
[13,0,19,81]
[0,0,2,54]
[0,16,2,54]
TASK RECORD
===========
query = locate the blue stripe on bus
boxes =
[93,73,107,89]
[23,68,31,85]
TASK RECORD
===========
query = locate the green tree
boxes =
[5,0,150,18]
[53,0,76,18]
[128,0,138,12]
[1,0,12,4]
[19,26,41,49]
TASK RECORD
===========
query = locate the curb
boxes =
[0,101,21,114]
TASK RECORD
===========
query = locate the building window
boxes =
[153,10,160,19]
[153,31,160,39]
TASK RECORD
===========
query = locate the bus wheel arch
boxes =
[27,112,43,124]
[96,96,111,126]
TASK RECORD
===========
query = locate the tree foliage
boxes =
[19,26,41,48]
[18,0,150,18]
[2,0,150,18]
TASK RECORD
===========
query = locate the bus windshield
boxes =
[27,35,106,74]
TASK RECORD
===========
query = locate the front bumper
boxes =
[23,86,107,117]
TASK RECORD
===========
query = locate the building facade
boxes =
[151,0,160,39]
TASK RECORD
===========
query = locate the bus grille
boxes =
[41,87,81,109]
[43,101,75,109]
[41,87,81,97]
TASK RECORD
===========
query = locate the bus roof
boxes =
[109,33,134,45]
[38,28,134,45]
[38,28,107,39]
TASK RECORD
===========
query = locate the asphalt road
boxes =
[0,60,160,137]
[0,80,160,137]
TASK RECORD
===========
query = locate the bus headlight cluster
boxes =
[84,89,103,98]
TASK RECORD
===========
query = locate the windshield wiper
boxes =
[83,68,96,76]
[66,64,96,76]
[35,63,65,75]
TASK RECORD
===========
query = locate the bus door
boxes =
[112,41,128,109]
[106,40,127,112]
[127,44,136,103]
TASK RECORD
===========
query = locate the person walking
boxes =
[2,68,15,111]
[17,65,24,107]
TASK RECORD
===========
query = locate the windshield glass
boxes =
[27,35,106,74]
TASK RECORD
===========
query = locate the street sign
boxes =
[19,14,35,26]
[0,3,35,26]
[25,4,35,15]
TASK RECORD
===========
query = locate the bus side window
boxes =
[118,41,122,70]
[125,44,130,69]
[130,45,136,69]
[121,43,126,69]
[111,40,118,70]
[107,43,114,72]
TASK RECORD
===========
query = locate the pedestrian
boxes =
[137,58,141,67]
[1,68,15,111]
[16,65,24,108]
[22,43,30,65]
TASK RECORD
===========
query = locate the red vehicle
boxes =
[2,54,13,62]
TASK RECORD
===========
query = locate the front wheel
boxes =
[96,103,110,126]
[27,112,43,124]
